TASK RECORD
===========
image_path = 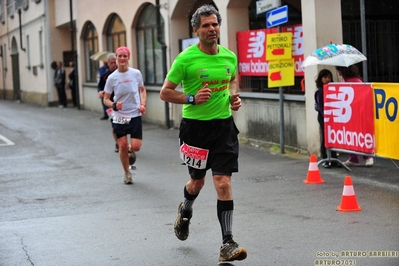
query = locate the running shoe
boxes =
[218,239,247,262]
[124,172,133,184]
[174,202,192,241]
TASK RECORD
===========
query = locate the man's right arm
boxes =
[103,92,112,108]
[160,78,211,105]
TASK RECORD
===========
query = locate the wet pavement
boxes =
[0,100,398,266]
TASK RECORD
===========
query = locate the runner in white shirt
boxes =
[103,46,147,184]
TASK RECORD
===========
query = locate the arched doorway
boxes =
[11,37,21,101]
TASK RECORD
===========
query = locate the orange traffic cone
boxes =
[303,154,325,184]
[337,176,361,212]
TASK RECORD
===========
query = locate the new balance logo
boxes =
[247,31,265,58]
[324,85,354,123]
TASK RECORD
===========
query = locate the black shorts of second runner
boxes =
[179,116,239,179]
[113,116,143,139]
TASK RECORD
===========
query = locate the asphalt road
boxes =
[0,100,398,266]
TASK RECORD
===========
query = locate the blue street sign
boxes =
[266,5,288,28]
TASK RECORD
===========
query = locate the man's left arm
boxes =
[229,75,241,111]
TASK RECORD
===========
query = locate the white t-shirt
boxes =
[104,67,144,118]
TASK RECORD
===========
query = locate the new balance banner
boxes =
[324,83,375,154]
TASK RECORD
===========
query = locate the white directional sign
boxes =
[256,0,279,14]
[266,5,288,28]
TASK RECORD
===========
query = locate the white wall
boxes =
[302,0,343,155]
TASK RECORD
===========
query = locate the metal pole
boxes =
[277,0,285,154]
[156,0,171,128]
[360,0,368,81]
[69,0,80,109]
[279,88,285,153]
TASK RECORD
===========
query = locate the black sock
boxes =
[182,186,198,217]
[217,200,234,243]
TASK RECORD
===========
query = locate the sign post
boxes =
[266,2,290,153]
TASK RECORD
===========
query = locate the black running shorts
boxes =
[179,116,239,179]
[113,116,143,139]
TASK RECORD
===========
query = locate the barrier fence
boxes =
[318,82,399,170]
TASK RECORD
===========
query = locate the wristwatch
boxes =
[112,102,118,111]
[187,94,195,105]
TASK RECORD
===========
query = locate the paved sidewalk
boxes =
[246,139,399,192]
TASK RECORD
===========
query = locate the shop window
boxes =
[247,0,303,94]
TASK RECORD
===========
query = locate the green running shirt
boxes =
[167,44,237,120]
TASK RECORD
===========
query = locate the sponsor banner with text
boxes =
[267,59,295,87]
[266,32,292,61]
[237,24,304,77]
[373,83,399,159]
[324,83,375,154]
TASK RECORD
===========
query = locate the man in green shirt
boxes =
[160,4,247,263]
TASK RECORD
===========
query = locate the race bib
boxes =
[180,142,209,169]
[112,116,131,124]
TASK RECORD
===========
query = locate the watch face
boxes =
[189,96,194,102]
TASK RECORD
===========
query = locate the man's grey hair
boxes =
[107,53,116,61]
[190,4,222,29]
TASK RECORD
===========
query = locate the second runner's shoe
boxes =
[124,172,133,184]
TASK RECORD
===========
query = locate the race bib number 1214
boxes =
[179,143,209,169]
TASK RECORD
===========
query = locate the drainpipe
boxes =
[1,46,5,99]
[18,9,26,52]
[69,0,80,109]
[156,0,171,128]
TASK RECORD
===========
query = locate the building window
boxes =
[136,4,165,85]
[6,0,13,17]
[0,0,5,23]
[106,14,126,53]
[83,22,98,82]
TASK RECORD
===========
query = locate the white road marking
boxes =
[0,134,15,146]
